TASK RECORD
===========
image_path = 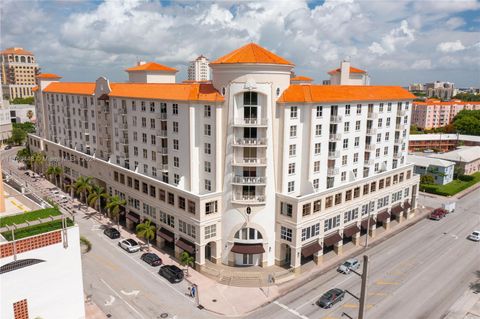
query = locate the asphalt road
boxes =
[1,147,217,319]
[247,189,480,319]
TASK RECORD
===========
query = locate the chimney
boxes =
[340,59,350,85]
[137,61,146,66]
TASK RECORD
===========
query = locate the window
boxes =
[205,224,216,239]
[341,171,346,181]
[290,125,297,138]
[325,196,333,208]
[205,179,211,191]
[324,216,340,232]
[371,181,376,192]
[314,143,321,154]
[377,133,381,143]
[179,220,196,238]
[342,155,348,166]
[151,135,156,145]
[289,144,296,156]
[174,174,180,184]
[315,124,322,136]
[142,133,147,143]
[343,139,348,149]
[378,118,383,128]
[354,137,359,147]
[378,195,390,208]
[404,187,410,198]
[150,102,155,112]
[344,122,350,132]
[173,156,179,167]
[353,153,359,163]
[288,181,295,193]
[206,201,218,214]
[302,223,320,241]
[150,186,156,198]
[172,104,178,115]
[384,146,388,155]
[281,202,292,217]
[344,208,359,223]
[204,105,211,117]
[313,200,321,212]
[313,178,319,189]
[386,117,391,127]
[204,161,211,173]
[142,182,148,194]
[173,122,179,133]
[314,161,320,173]
[290,106,298,119]
[345,105,351,115]
[335,193,342,205]
[356,104,362,114]
[288,163,295,175]
[204,143,211,154]
[168,192,175,205]
[142,117,146,127]
[204,124,211,136]
[173,139,179,150]
[160,211,175,227]
[281,226,292,241]
[316,106,323,117]
[302,203,311,216]
[150,118,155,129]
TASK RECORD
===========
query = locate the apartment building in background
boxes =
[409,134,480,152]
[411,99,480,129]
[30,43,419,270]
[188,55,211,81]
[1,47,39,99]
[425,81,455,100]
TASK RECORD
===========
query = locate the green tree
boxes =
[10,97,34,104]
[9,127,27,145]
[420,175,435,185]
[87,184,107,213]
[180,251,195,276]
[136,219,156,251]
[16,148,31,168]
[105,195,126,230]
[452,93,480,102]
[74,176,92,203]
[31,152,45,173]
[454,115,480,136]
[46,165,63,187]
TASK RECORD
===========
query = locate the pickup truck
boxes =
[442,202,455,213]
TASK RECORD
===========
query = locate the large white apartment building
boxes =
[30,43,419,270]
[187,55,211,81]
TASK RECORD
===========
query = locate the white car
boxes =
[337,258,360,274]
[467,231,480,242]
[118,239,141,253]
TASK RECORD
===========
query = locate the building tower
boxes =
[1,47,39,99]
[188,55,211,81]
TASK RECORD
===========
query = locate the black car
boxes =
[4,145,12,150]
[141,253,162,266]
[317,288,345,308]
[159,265,184,283]
[103,227,120,239]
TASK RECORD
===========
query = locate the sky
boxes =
[1,0,480,87]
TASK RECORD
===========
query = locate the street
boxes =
[247,189,480,319]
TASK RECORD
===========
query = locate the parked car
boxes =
[141,253,162,266]
[118,239,140,253]
[429,208,448,220]
[467,231,480,242]
[159,265,184,283]
[337,258,360,274]
[103,227,120,239]
[317,288,345,308]
[4,145,12,150]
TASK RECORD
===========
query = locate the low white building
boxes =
[407,155,455,185]
[8,104,35,123]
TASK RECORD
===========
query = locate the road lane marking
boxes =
[342,303,374,309]
[295,275,354,310]
[375,280,400,285]
[121,290,140,297]
[368,292,390,296]
[100,278,145,319]
[274,301,309,319]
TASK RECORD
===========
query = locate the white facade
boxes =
[0,226,85,319]
[188,55,211,81]
[329,60,370,85]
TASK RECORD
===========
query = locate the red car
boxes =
[429,208,448,220]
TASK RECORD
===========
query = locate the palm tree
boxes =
[32,152,45,173]
[16,148,31,168]
[46,165,62,186]
[87,184,107,213]
[74,176,92,203]
[105,195,126,230]
[180,251,195,277]
[136,219,156,251]
[65,183,76,198]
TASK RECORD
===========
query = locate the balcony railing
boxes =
[233,158,267,166]
[396,124,405,130]
[327,168,339,176]
[365,144,375,151]
[330,115,343,123]
[397,110,407,117]
[233,138,267,146]
[119,123,128,130]
[157,130,168,137]
[232,176,267,185]
[393,152,402,159]
[366,128,377,135]
[364,159,374,165]
[157,146,168,154]
[157,113,167,120]
[394,138,404,144]
[120,107,127,115]
[328,151,340,159]
[119,137,128,145]
[329,133,342,141]
[232,193,266,204]
[367,112,378,119]
[157,164,169,171]
[233,118,268,126]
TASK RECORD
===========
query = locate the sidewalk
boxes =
[444,289,480,319]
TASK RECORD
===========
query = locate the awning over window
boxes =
[376,210,390,222]
[175,237,195,254]
[231,243,265,254]
[343,224,360,237]
[126,211,140,223]
[158,227,174,242]
[301,242,322,257]
[391,205,403,216]
[361,217,375,230]
[403,201,412,209]
[324,232,342,246]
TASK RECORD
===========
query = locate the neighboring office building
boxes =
[408,155,455,185]
[327,60,370,85]
[411,99,480,129]
[409,134,480,152]
[0,212,85,319]
[429,146,480,175]
[408,83,425,92]
[425,81,454,100]
[29,43,419,270]
[1,47,39,99]
[188,55,210,81]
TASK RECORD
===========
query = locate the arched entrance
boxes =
[232,227,265,266]
[283,244,291,266]
[205,241,217,262]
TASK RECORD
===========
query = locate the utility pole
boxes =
[358,255,369,319]
[364,209,371,249]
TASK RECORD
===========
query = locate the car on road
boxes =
[4,145,12,150]
[429,208,448,220]
[467,231,480,242]
[159,265,184,283]
[103,227,121,239]
[118,239,140,253]
[337,258,360,274]
[317,288,345,308]
[141,253,162,266]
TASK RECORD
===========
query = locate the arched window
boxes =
[222,87,226,95]
[276,88,280,96]
[234,227,263,240]
[20,56,26,63]
[15,56,19,62]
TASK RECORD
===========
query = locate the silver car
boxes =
[118,239,141,253]
[468,231,480,242]
[337,258,360,274]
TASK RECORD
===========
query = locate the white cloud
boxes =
[368,20,415,55]
[411,59,433,70]
[437,40,466,52]
[445,17,466,29]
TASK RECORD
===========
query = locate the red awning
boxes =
[324,232,342,246]
[231,243,265,254]
[344,224,360,237]
[391,205,403,216]
[361,217,375,230]
[377,210,390,222]
[301,242,322,257]
[158,227,174,242]
[126,212,140,223]
[403,201,412,209]
[175,237,195,254]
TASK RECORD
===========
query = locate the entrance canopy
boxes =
[231,243,265,254]
[344,224,360,237]
[126,211,140,223]
[324,232,342,246]
[158,227,174,242]
[176,237,195,254]
[301,242,322,257]
[377,210,390,222]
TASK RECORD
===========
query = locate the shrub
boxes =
[458,174,474,182]
[80,236,92,253]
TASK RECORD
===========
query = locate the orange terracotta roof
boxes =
[211,43,293,65]
[32,86,38,92]
[43,82,95,95]
[328,66,366,75]
[36,73,62,79]
[126,62,177,72]
[1,47,34,56]
[278,85,415,103]
[291,76,313,82]
[109,83,224,102]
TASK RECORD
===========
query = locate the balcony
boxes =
[233,118,268,127]
[157,146,168,154]
[157,113,167,120]
[232,176,267,185]
[119,137,128,145]
[157,130,168,137]
[364,159,374,165]
[232,157,267,166]
[395,124,405,131]
[366,128,377,135]
[329,133,342,141]
[233,138,267,147]
[119,123,128,130]
[393,152,402,159]
[157,164,169,171]
[119,107,127,115]
[328,150,340,159]
[365,144,375,151]
[327,167,339,176]
[394,138,404,145]
[232,193,266,205]
[367,112,378,119]
[397,110,407,117]
[330,115,343,123]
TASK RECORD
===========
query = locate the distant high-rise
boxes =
[425,81,454,100]
[187,55,210,81]
[1,47,39,99]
